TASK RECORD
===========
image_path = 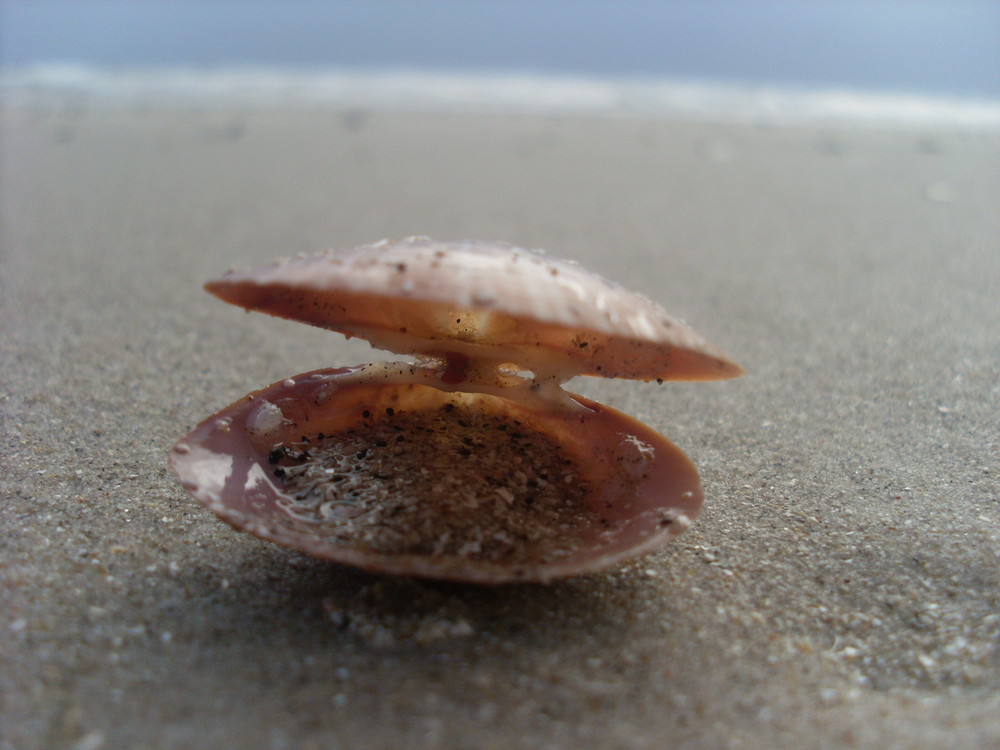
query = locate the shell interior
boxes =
[170,366,703,583]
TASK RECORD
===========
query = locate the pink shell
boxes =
[170,367,703,584]
[171,239,742,583]
[206,238,743,382]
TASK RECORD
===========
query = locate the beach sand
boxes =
[2,101,998,749]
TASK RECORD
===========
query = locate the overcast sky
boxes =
[3,1,998,98]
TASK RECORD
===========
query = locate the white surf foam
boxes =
[4,64,1000,129]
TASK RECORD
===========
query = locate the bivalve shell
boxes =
[171,239,742,583]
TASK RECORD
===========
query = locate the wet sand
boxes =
[2,101,998,749]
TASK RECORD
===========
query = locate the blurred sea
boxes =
[4,65,1000,130]
[3,1,999,128]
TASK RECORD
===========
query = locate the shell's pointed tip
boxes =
[717,358,746,380]
[204,276,238,303]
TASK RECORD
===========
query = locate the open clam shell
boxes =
[170,238,742,583]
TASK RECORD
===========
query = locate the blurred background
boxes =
[3,0,999,99]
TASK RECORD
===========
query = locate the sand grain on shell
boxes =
[269,402,599,565]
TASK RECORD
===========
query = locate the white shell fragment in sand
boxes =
[170,238,743,583]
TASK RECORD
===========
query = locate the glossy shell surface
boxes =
[171,239,742,583]
[170,366,703,584]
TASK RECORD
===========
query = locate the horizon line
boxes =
[5,64,1000,130]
